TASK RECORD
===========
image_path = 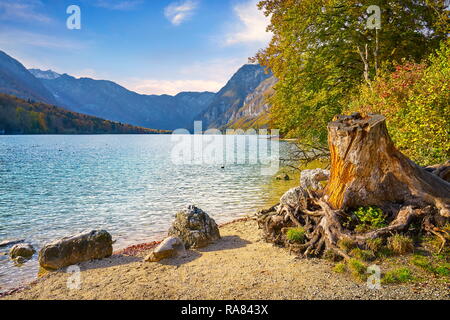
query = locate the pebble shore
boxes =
[2,219,449,300]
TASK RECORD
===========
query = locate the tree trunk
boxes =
[258,113,450,259]
[324,113,450,218]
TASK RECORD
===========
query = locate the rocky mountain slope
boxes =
[0,51,56,105]
[197,64,272,129]
[226,76,277,129]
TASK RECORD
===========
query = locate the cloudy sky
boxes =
[0,0,272,95]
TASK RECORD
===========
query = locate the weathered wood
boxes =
[258,113,449,260]
[324,113,450,217]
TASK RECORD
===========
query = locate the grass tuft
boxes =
[286,227,306,243]
[365,238,383,253]
[350,248,376,262]
[333,262,347,273]
[387,234,414,255]
[382,267,413,284]
[348,258,367,281]
[434,264,450,277]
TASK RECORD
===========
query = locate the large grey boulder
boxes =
[39,230,113,270]
[300,168,330,190]
[9,243,35,260]
[145,236,186,262]
[168,205,220,249]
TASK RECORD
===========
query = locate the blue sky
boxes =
[0,0,272,94]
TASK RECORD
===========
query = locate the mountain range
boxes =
[0,50,275,131]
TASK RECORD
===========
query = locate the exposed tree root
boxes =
[258,114,449,260]
[257,188,449,260]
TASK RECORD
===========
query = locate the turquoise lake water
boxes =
[0,134,283,291]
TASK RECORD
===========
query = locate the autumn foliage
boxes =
[0,94,167,135]
[347,41,450,165]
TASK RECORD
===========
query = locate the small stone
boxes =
[145,236,186,262]
[9,243,35,260]
[275,173,290,181]
[14,256,27,265]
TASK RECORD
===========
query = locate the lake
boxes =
[0,134,285,292]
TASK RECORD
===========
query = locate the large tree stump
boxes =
[324,113,450,218]
[258,113,450,259]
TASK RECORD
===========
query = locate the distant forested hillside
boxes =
[0,94,168,134]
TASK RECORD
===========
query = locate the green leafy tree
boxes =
[255,0,449,146]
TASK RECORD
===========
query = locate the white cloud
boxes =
[225,0,272,46]
[94,0,143,11]
[121,58,246,95]
[0,28,86,50]
[164,0,198,26]
[0,0,52,24]
[124,79,223,95]
[179,58,244,84]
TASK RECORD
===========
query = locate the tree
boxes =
[255,0,449,146]
[347,40,450,165]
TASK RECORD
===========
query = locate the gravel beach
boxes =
[2,218,449,300]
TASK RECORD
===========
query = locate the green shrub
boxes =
[388,234,414,255]
[353,207,387,232]
[365,238,383,253]
[348,258,367,281]
[286,227,306,243]
[333,262,347,273]
[337,238,356,253]
[435,264,450,277]
[382,268,413,284]
[350,248,376,262]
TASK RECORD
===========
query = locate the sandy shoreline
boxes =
[1,218,449,300]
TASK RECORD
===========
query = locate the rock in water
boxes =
[276,174,291,181]
[39,230,113,270]
[145,236,186,262]
[9,243,35,260]
[0,239,25,248]
[168,205,220,249]
[300,168,330,190]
